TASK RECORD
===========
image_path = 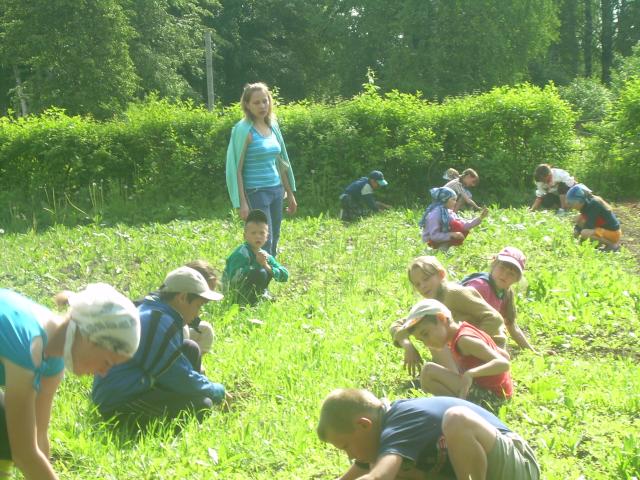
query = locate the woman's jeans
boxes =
[246,184,284,256]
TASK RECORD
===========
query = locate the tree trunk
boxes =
[12,64,28,116]
[584,0,593,77]
[600,0,614,85]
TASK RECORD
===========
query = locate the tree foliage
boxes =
[0,0,138,118]
[0,0,639,115]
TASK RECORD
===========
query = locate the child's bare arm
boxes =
[506,322,536,352]
[530,197,543,211]
[457,336,510,377]
[461,192,481,210]
[389,318,423,376]
[336,462,369,480]
[357,454,403,480]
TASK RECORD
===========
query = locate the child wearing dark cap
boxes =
[339,170,391,221]
[223,209,289,305]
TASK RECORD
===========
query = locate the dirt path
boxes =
[615,201,640,268]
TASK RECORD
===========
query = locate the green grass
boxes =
[1,208,639,479]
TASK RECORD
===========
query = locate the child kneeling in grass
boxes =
[419,187,487,251]
[339,170,391,221]
[566,184,622,252]
[390,255,506,377]
[317,388,539,480]
[530,163,576,212]
[461,246,537,352]
[443,167,482,212]
[395,299,513,400]
[223,209,289,305]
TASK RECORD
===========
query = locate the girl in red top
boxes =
[395,299,513,400]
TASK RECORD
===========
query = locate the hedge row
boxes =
[573,77,640,198]
[0,85,577,227]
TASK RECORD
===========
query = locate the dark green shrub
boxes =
[0,86,577,228]
[559,78,614,125]
[578,77,640,198]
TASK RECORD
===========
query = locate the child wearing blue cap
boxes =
[419,187,488,251]
[339,170,391,221]
[566,184,622,251]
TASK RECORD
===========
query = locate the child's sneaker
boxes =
[556,208,567,215]
[261,289,276,302]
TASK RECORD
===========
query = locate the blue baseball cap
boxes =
[368,170,388,187]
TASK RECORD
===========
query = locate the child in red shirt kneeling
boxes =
[395,299,513,400]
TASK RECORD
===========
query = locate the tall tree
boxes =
[600,0,615,84]
[121,0,221,102]
[584,0,594,76]
[616,0,640,57]
[212,0,332,104]
[323,0,560,99]
[0,0,138,118]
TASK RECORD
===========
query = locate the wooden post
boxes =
[205,30,215,111]
[13,65,28,116]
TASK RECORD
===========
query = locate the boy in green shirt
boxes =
[223,209,289,305]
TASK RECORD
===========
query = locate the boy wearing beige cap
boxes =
[390,255,506,378]
[395,299,513,400]
[92,266,227,427]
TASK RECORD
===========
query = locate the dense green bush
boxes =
[0,85,576,228]
[559,78,614,125]
[577,78,640,198]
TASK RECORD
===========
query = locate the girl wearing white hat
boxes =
[0,284,140,480]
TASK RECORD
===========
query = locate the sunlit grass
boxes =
[1,207,638,479]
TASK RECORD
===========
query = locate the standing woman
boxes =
[226,82,297,256]
[0,284,140,479]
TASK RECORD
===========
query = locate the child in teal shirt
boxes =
[223,209,289,305]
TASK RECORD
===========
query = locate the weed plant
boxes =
[0,208,638,479]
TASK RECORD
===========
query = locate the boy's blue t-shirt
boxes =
[0,289,64,391]
[376,397,510,476]
[581,199,620,230]
[343,177,378,211]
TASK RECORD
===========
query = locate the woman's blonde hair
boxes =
[240,82,274,125]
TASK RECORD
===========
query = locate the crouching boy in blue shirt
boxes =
[339,170,391,221]
[317,388,540,480]
[92,266,228,427]
[223,209,289,305]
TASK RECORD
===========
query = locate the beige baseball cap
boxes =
[399,299,452,332]
[160,266,223,301]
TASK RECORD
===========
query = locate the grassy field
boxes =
[1,208,639,479]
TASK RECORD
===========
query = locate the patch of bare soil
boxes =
[615,201,640,269]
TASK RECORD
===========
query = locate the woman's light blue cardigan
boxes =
[225,118,296,208]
